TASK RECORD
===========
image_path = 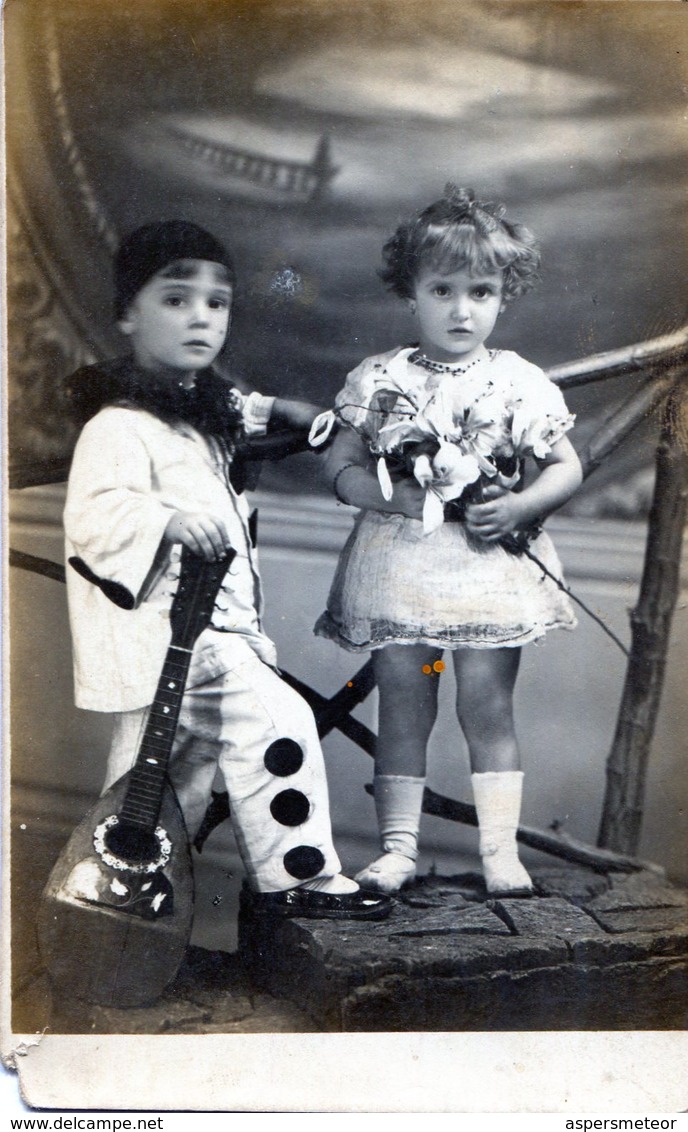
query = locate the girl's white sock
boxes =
[355,774,426,893]
[375,773,426,859]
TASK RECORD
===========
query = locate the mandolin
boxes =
[37,544,235,1009]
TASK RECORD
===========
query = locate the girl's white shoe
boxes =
[471,770,534,897]
[479,841,533,896]
[355,851,417,894]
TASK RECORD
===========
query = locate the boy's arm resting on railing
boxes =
[234,397,328,464]
[269,397,325,432]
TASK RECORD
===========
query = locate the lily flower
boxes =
[377,457,395,501]
[511,404,560,459]
[411,442,481,534]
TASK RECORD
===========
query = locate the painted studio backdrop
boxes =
[6,0,688,1015]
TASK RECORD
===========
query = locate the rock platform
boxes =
[237,865,688,1032]
[18,864,687,1034]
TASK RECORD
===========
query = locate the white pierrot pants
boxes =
[103,648,343,892]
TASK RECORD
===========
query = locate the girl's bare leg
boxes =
[355,644,442,892]
[453,647,533,895]
[374,643,443,777]
[452,647,521,774]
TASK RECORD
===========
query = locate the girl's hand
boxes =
[465,486,526,542]
[388,479,426,521]
[465,436,583,542]
[165,510,232,561]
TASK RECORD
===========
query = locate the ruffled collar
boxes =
[64,355,243,443]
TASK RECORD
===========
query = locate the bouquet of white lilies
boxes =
[310,352,567,538]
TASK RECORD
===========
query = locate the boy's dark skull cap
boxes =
[114,220,235,318]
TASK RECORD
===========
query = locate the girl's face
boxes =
[410,265,504,364]
[119,259,232,383]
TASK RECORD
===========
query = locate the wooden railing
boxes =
[547,327,688,856]
[9,325,688,869]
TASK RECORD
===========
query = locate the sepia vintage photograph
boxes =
[2,0,687,1113]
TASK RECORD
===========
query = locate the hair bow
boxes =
[443,183,506,235]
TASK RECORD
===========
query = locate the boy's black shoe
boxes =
[240,881,393,921]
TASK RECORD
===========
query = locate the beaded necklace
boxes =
[408,349,496,375]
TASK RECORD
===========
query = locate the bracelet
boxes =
[332,463,361,505]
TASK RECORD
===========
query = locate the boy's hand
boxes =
[465,485,527,542]
[165,511,231,561]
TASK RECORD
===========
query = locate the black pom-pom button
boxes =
[270,789,311,827]
[264,738,304,777]
[283,845,325,880]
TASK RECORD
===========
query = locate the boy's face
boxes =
[119,259,232,379]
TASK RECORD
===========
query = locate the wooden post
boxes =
[597,384,688,854]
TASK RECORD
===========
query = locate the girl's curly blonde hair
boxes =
[379,184,541,303]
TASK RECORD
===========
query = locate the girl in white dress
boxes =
[313,186,583,897]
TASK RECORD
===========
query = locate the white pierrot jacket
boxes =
[64,391,278,713]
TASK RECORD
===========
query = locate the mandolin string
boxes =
[122,650,193,825]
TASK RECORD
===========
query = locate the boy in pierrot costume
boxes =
[63,219,392,922]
